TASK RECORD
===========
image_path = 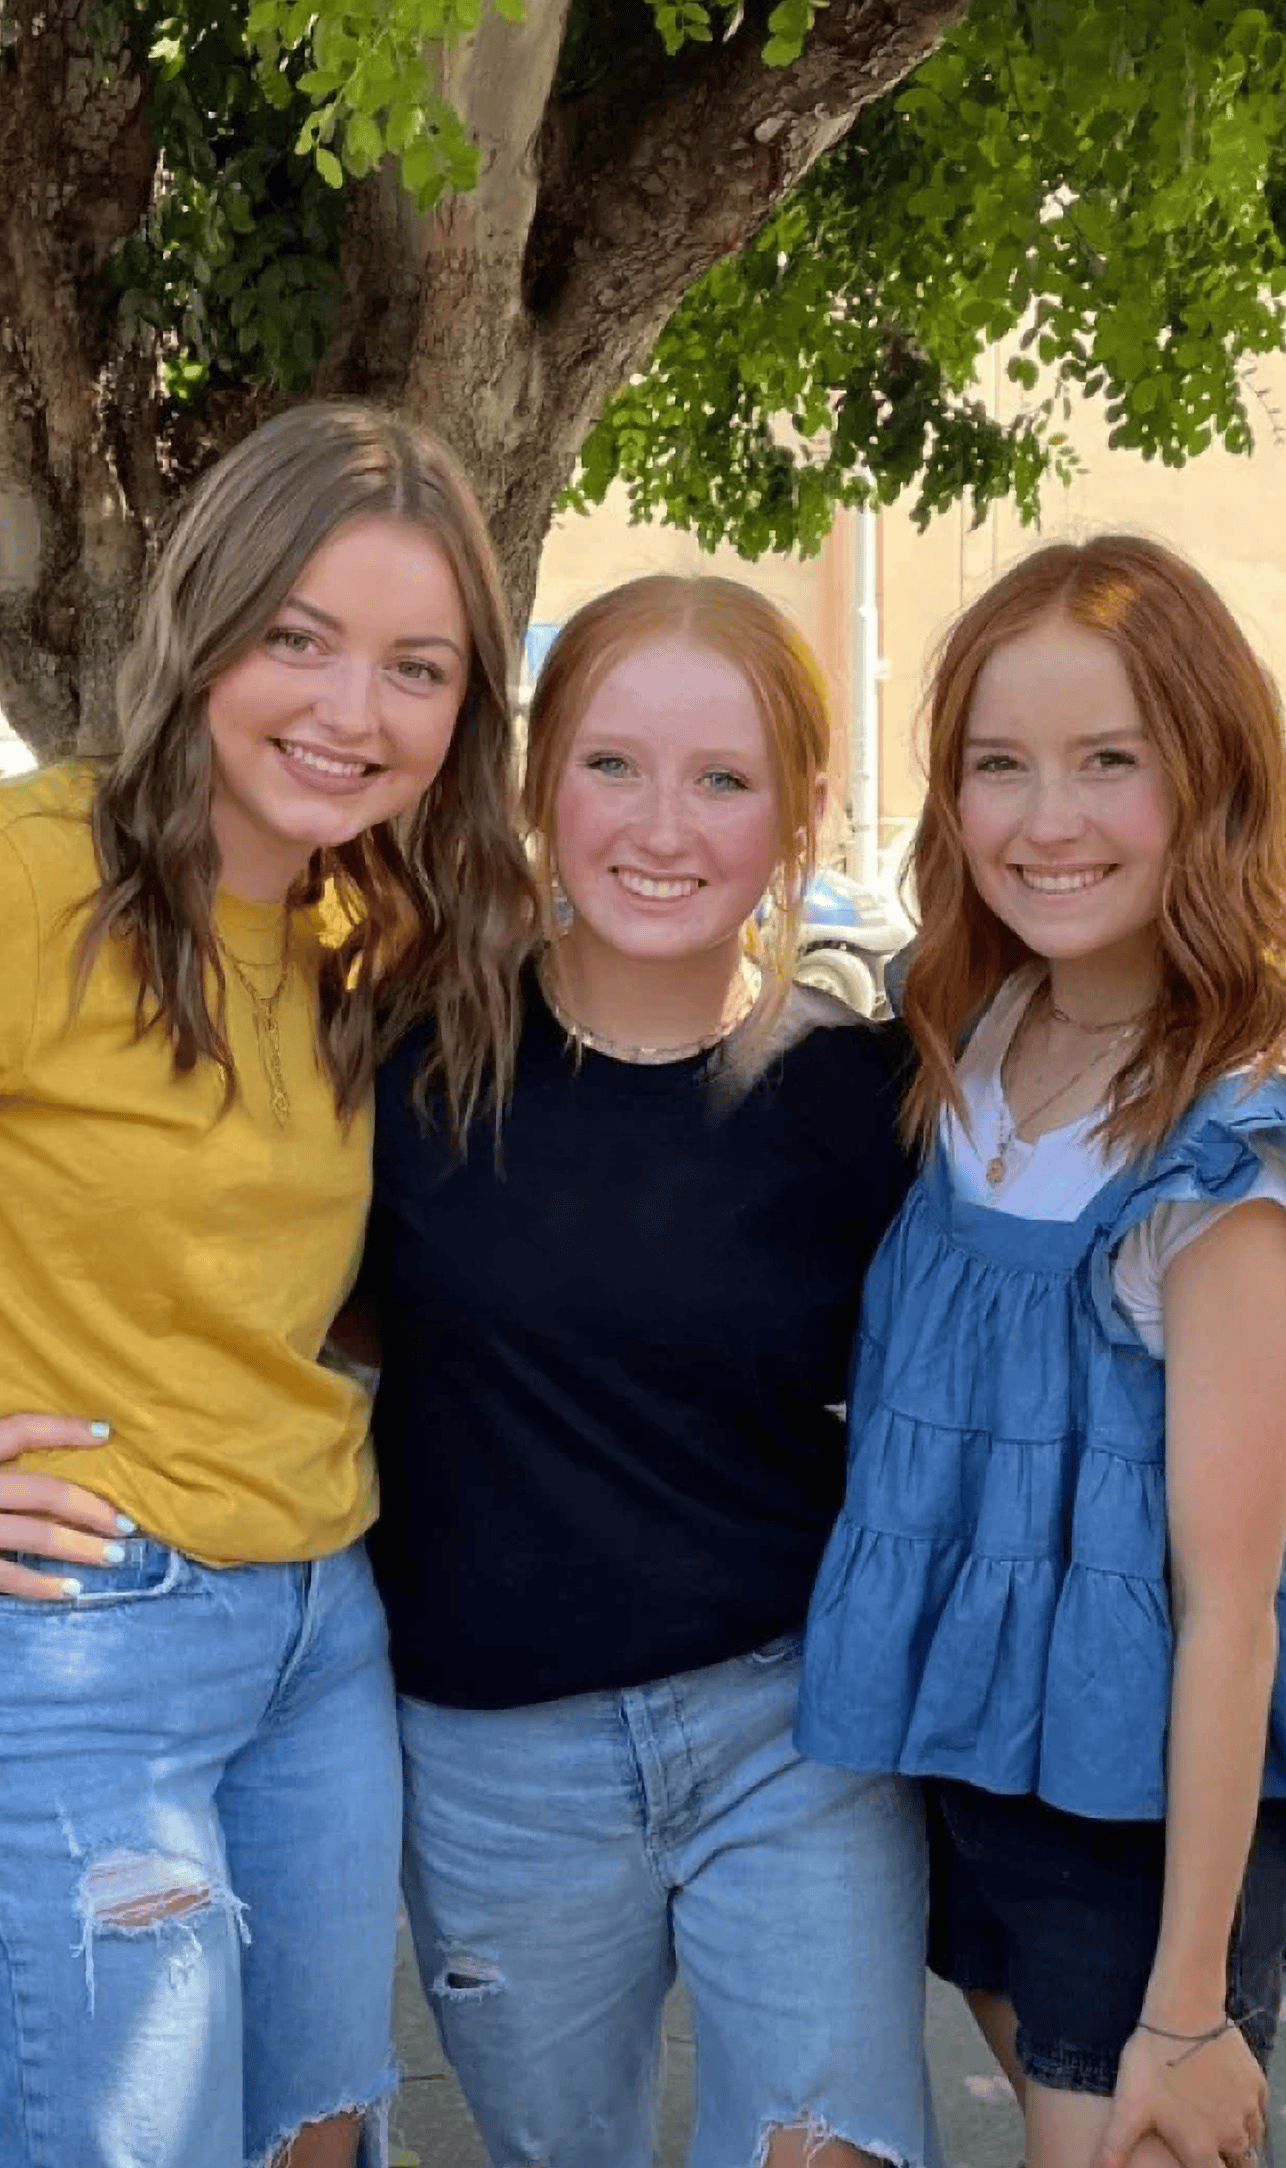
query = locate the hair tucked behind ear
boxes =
[75,400,536,1134]
[902,535,1286,1158]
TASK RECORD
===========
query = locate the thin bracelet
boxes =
[1136,2016,1236,2067]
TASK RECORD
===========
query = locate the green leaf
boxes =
[401,138,443,201]
[343,109,384,175]
[315,145,344,188]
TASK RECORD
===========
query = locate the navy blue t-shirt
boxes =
[365,978,914,1709]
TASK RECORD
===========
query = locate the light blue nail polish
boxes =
[89,1420,112,1441]
[115,1514,136,1534]
[102,1542,126,1565]
[60,1578,83,1598]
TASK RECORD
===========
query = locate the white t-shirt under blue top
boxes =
[948,965,1286,1355]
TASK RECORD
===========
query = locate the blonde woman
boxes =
[0,402,533,2168]
[364,577,938,2168]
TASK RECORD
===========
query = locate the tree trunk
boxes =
[0,0,967,759]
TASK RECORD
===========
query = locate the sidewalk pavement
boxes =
[387,1930,1286,2166]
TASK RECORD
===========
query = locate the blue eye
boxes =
[584,752,632,777]
[703,769,749,793]
[1088,746,1138,771]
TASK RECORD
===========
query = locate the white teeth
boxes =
[615,870,700,900]
[1017,867,1110,894]
[279,740,372,779]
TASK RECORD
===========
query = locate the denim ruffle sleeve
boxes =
[797,1073,1286,1821]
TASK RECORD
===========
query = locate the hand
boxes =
[1093,2021,1266,2168]
[0,1413,131,1600]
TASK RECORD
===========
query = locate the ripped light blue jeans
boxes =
[0,1537,401,2168]
[400,1634,943,2168]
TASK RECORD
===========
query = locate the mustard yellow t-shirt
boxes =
[1,763,375,1562]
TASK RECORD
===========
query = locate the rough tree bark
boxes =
[0,0,967,759]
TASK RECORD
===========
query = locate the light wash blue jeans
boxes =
[0,1537,401,2168]
[400,1634,943,2168]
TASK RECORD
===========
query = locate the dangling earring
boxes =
[549,856,573,935]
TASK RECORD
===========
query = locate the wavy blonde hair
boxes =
[903,534,1286,1156]
[77,401,536,1136]
[522,574,830,1032]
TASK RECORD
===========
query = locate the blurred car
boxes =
[755,867,908,1018]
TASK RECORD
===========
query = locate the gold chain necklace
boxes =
[539,953,762,1065]
[1047,995,1152,1033]
[985,983,1144,1189]
[220,938,293,1127]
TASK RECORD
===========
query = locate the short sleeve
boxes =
[1112,1141,1286,1355]
[0,826,40,1084]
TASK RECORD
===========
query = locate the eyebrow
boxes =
[965,726,1147,748]
[285,594,465,657]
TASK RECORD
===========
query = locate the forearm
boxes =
[1145,1595,1278,2030]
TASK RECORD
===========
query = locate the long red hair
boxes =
[903,536,1286,1156]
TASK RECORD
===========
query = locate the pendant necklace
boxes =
[221,936,293,1127]
[985,985,1149,1189]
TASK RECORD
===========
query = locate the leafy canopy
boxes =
[96,0,812,408]
[569,0,1286,554]
[71,0,1286,550]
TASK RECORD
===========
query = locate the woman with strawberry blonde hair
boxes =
[800,535,1286,2168]
[365,573,938,2168]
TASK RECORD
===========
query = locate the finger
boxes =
[0,1414,112,1465]
[1169,2132,1224,2168]
[0,1513,130,1566]
[1094,2107,1147,2168]
[0,1473,130,1538]
[0,1556,87,1601]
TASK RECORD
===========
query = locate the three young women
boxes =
[362,575,939,2168]
[0,401,533,2168]
[800,537,1286,2168]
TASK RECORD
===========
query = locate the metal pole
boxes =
[848,505,882,887]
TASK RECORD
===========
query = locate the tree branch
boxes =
[403,0,967,621]
[320,0,573,397]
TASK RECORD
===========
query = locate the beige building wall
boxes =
[531,485,852,702]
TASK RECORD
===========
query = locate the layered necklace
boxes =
[538,951,762,1066]
[220,930,294,1127]
[985,979,1151,1188]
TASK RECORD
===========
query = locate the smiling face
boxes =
[552,636,782,972]
[957,611,1176,980]
[205,514,470,899]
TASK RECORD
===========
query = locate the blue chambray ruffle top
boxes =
[797,1069,1286,1820]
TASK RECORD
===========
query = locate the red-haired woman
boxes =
[364,575,937,2168]
[800,536,1286,2168]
